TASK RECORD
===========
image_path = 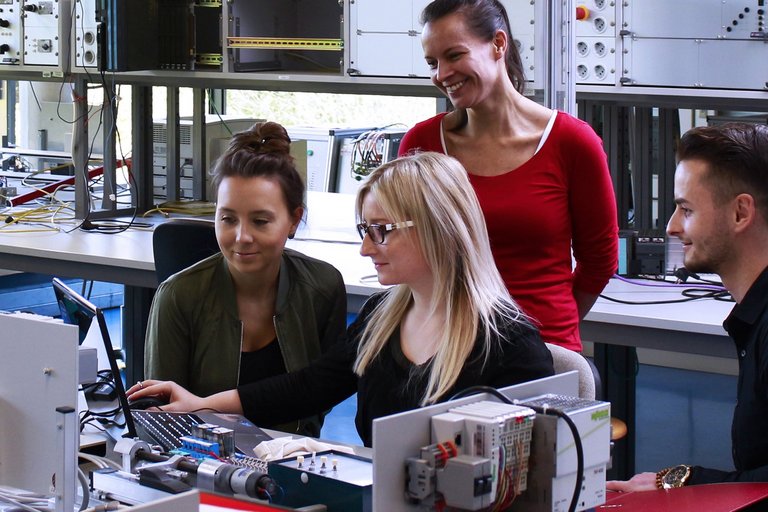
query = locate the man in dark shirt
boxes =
[608,122,768,491]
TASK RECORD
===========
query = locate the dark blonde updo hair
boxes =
[210,121,305,214]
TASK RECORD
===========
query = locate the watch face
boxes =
[663,465,690,487]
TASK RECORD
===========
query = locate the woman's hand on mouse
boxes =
[126,379,206,413]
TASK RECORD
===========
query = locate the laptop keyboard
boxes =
[132,410,203,452]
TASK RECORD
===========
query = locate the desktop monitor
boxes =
[334,128,405,195]
[371,372,578,512]
[52,277,137,438]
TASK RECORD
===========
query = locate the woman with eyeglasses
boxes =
[128,151,554,447]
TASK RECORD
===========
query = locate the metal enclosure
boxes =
[0,0,23,65]
[73,0,98,68]
[152,116,257,200]
[22,0,70,67]
[347,0,431,78]
[227,0,342,74]
[348,0,539,85]
[0,0,71,70]
[0,312,79,505]
[575,0,768,91]
[622,0,768,89]
[574,0,618,85]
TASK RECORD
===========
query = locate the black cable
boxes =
[79,407,125,432]
[79,403,121,418]
[616,272,726,288]
[80,218,150,233]
[189,407,227,414]
[71,77,141,235]
[599,287,732,305]
[681,288,734,302]
[451,386,585,512]
[28,82,43,112]
[206,89,234,137]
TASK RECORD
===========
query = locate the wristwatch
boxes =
[656,464,692,489]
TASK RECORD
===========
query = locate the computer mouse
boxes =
[128,396,167,410]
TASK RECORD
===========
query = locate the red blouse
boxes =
[399,111,618,351]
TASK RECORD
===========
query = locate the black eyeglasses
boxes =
[356,221,415,245]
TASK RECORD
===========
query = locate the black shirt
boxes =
[238,338,286,386]
[690,265,768,484]
[237,292,555,446]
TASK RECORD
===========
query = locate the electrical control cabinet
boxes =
[0,0,23,65]
[193,1,224,69]
[575,0,768,91]
[335,128,404,194]
[152,117,257,200]
[621,0,768,90]
[73,0,98,68]
[510,0,539,87]
[0,0,71,69]
[227,0,342,74]
[574,0,618,85]
[0,0,757,99]
[95,0,157,71]
[286,126,363,193]
[0,312,79,504]
[430,401,537,505]
[0,0,763,102]
[22,0,71,67]
[268,451,373,512]
[348,0,539,84]
[512,395,610,512]
[347,0,430,78]
[274,126,405,196]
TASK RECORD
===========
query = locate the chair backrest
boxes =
[152,219,219,284]
[544,342,597,400]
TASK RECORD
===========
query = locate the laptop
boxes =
[52,277,271,456]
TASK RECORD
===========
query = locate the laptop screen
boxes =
[55,282,97,345]
[52,277,137,438]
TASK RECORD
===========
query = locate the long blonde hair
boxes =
[353,152,529,405]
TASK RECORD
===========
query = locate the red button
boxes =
[576,6,590,20]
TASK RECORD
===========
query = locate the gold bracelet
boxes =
[655,467,672,489]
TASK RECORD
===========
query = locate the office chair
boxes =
[545,342,597,400]
[152,218,219,284]
[544,342,627,441]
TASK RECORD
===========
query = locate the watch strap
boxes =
[655,467,672,489]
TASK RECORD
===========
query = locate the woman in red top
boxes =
[399,0,618,351]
